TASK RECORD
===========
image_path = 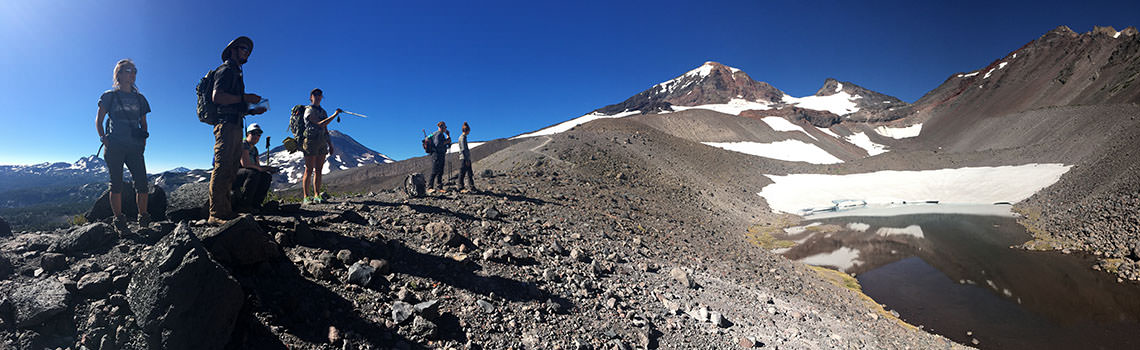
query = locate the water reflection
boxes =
[774,209,1140,349]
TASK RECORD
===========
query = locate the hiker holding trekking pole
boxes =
[300,88,341,204]
[95,58,151,229]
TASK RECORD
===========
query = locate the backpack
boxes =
[195,69,222,125]
[422,136,434,154]
[404,173,426,197]
[288,104,308,139]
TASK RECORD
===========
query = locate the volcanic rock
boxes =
[196,215,281,267]
[10,278,71,328]
[126,223,243,350]
[51,222,114,255]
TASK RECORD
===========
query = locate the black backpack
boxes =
[195,69,222,125]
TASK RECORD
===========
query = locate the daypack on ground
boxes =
[195,69,222,125]
[404,173,426,197]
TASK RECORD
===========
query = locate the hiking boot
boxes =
[137,212,151,227]
[207,216,230,225]
[426,188,436,194]
[111,214,128,231]
[459,188,470,193]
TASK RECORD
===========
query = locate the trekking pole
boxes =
[96,143,104,158]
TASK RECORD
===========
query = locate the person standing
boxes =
[427,121,451,193]
[457,122,477,193]
[234,123,276,213]
[208,36,265,224]
[301,88,340,204]
[95,59,151,228]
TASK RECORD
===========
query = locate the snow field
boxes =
[757,164,1072,214]
[873,123,923,139]
[703,140,844,164]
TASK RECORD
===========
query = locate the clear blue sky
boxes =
[2,0,1136,171]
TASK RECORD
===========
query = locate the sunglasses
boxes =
[118,67,137,74]
[235,46,250,53]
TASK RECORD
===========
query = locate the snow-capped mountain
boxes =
[265,129,395,184]
[0,155,108,192]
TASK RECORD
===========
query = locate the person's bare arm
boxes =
[318,108,341,127]
[96,106,107,143]
[240,148,264,171]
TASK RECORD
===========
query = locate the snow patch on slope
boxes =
[513,110,641,139]
[844,132,887,156]
[670,98,773,116]
[874,124,923,139]
[782,92,862,116]
[757,164,1072,214]
[448,142,485,154]
[703,140,844,164]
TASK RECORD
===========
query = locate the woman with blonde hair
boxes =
[95,59,151,228]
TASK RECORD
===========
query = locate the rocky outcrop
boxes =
[84,185,168,223]
[50,222,114,255]
[126,223,244,350]
[196,215,282,267]
[166,182,209,222]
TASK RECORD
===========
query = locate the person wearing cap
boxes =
[301,88,341,204]
[95,58,151,228]
[233,123,276,213]
[427,121,451,193]
[208,36,265,224]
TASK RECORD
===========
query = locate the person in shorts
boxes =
[301,88,341,204]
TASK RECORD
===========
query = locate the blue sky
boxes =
[1,0,1136,171]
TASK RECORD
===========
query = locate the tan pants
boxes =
[209,121,243,218]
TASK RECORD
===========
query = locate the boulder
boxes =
[84,185,168,223]
[330,211,368,226]
[127,222,243,350]
[51,222,114,255]
[166,182,209,222]
[196,215,281,267]
[0,216,10,237]
[39,253,68,274]
[404,173,426,198]
[77,271,113,297]
[10,277,71,328]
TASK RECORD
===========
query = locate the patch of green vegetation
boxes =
[1103,258,1127,274]
[745,215,797,249]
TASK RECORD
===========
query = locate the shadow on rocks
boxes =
[227,258,424,349]
[382,239,573,309]
[360,201,481,222]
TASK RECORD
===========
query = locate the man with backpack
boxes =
[203,36,265,224]
[426,121,451,193]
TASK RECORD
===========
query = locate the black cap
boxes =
[221,36,254,62]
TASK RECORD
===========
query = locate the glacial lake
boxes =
[775,205,1140,349]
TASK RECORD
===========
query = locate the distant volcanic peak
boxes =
[654,61,743,93]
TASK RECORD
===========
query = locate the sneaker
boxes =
[426,188,436,194]
[302,197,312,205]
[137,212,151,227]
[459,188,470,193]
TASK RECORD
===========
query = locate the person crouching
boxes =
[233,123,276,213]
